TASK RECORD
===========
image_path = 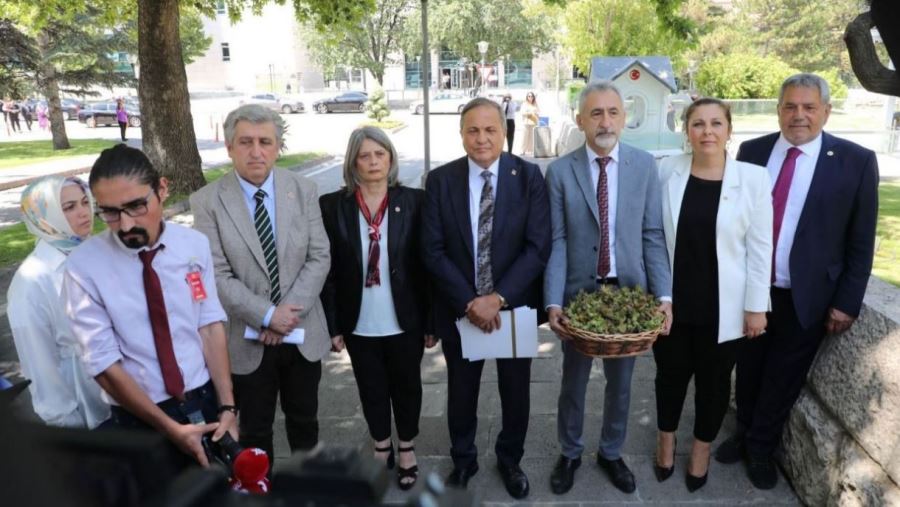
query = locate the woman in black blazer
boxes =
[320,126,434,490]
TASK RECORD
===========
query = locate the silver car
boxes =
[240,93,305,114]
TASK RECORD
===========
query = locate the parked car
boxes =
[25,98,84,120]
[240,92,305,114]
[409,92,471,115]
[312,91,369,114]
[78,102,141,128]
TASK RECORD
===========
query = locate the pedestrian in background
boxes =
[7,99,21,133]
[502,94,517,152]
[520,92,539,156]
[37,103,49,131]
[116,99,128,142]
[20,101,33,131]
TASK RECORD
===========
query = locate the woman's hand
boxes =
[743,311,767,339]
[330,334,345,353]
[424,335,438,348]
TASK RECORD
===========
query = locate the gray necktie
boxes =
[476,170,494,295]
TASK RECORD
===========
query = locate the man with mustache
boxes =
[63,144,237,469]
[715,73,879,489]
[543,80,672,495]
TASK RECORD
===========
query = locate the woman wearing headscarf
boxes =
[7,176,110,428]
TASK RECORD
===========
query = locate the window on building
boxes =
[504,59,533,88]
[221,43,230,62]
[216,1,226,14]
[350,68,364,84]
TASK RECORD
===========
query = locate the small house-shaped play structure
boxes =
[588,56,683,151]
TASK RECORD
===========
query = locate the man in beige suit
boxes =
[190,104,331,463]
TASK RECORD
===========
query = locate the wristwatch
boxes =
[218,404,238,416]
[496,292,507,308]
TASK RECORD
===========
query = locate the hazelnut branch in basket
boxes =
[564,285,665,335]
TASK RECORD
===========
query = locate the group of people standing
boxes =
[2,97,42,133]
[7,72,877,499]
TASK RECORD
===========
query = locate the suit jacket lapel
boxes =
[572,146,599,225]
[794,132,836,238]
[341,190,363,272]
[667,156,691,231]
[616,144,635,233]
[219,171,267,271]
[387,186,401,268]
[716,156,742,234]
[493,153,516,241]
[450,159,475,260]
[273,169,296,267]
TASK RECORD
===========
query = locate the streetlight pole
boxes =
[420,0,431,186]
[477,40,488,96]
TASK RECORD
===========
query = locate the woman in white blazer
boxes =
[653,98,772,492]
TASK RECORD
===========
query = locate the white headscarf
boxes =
[20,176,94,254]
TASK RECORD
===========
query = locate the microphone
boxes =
[205,433,271,494]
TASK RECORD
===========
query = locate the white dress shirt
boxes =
[766,133,822,288]
[64,222,228,404]
[504,100,518,120]
[585,143,620,278]
[7,240,110,428]
[353,211,403,336]
[468,157,500,285]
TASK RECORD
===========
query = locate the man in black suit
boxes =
[421,97,551,499]
[715,73,879,489]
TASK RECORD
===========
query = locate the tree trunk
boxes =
[844,11,900,97]
[36,32,70,150]
[137,0,205,195]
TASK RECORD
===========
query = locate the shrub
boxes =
[365,87,390,122]
[697,53,798,99]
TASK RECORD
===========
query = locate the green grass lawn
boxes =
[0,151,325,268]
[874,181,900,287]
[0,139,118,170]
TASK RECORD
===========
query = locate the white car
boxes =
[240,93,305,114]
[409,93,471,115]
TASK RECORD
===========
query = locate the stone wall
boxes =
[781,277,900,506]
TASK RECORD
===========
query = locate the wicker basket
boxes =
[560,321,664,358]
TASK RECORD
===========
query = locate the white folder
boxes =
[244,326,305,344]
[457,306,538,360]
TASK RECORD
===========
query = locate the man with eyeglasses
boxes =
[63,144,237,469]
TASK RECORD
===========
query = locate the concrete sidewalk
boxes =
[275,327,801,505]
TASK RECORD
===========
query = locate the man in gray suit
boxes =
[544,81,672,495]
[190,104,332,463]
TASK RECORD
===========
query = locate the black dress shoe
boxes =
[685,457,709,492]
[550,455,581,494]
[747,456,777,490]
[714,433,745,464]
[446,462,479,488]
[497,462,530,499]
[654,436,676,482]
[596,455,636,493]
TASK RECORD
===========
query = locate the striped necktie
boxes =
[254,189,281,303]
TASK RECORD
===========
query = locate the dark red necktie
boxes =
[771,147,802,283]
[596,156,612,278]
[139,246,184,400]
[355,189,389,287]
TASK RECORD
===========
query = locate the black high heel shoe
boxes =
[685,456,709,492]
[654,436,676,482]
[396,445,419,491]
[375,441,395,470]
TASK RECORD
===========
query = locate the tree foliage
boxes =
[304,0,413,85]
[0,19,38,97]
[696,53,798,99]
[560,0,694,76]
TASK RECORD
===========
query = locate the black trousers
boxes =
[9,112,20,131]
[344,332,424,442]
[653,321,739,442]
[506,119,516,152]
[736,287,826,459]
[232,344,322,463]
[118,121,127,141]
[108,380,219,470]
[441,332,531,469]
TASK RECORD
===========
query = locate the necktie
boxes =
[254,189,281,303]
[771,147,802,283]
[355,189,389,287]
[476,170,495,295]
[596,156,612,278]
[139,246,185,400]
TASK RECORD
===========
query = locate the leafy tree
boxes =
[0,19,38,98]
[696,53,798,99]
[559,0,695,76]
[304,0,413,86]
[365,87,389,122]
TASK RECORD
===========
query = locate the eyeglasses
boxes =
[95,189,155,223]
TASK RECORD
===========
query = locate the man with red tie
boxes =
[715,74,879,489]
[64,144,237,468]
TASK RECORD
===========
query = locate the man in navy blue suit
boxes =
[715,74,879,489]
[421,97,550,499]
